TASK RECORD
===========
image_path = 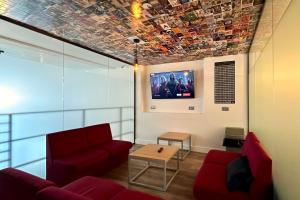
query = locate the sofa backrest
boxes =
[85,123,113,147]
[0,168,55,200]
[47,128,88,159]
[242,133,272,200]
[243,132,260,147]
[46,123,113,160]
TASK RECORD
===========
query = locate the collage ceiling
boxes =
[0,0,264,65]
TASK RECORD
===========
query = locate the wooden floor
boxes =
[103,145,206,200]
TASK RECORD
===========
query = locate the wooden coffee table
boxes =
[157,132,191,160]
[128,144,180,191]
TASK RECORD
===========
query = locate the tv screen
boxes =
[150,70,195,99]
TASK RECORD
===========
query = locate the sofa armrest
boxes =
[36,186,90,200]
[0,168,55,200]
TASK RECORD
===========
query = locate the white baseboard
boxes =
[135,138,225,154]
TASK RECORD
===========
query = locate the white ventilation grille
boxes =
[214,61,235,104]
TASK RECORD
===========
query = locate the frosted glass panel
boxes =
[0,143,9,151]
[0,161,9,170]
[63,111,83,130]
[0,31,134,178]
[110,122,121,137]
[12,136,46,167]
[108,62,134,107]
[122,133,134,142]
[85,108,120,126]
[122,121,134,134]
[0,115,9,123]
[0,152,9,160]
[17,159,46,178]
[0,133,9,142]
[12,112,63,140]
[63,56,108,110]
[0,38,63,114]
[122,108,134,120]
[0,36,63,176]
[0,124,9,132]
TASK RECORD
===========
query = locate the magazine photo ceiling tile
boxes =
[0,0,264,65]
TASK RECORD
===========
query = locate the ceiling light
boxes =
[131,1,142,19]
[0,1,8,14]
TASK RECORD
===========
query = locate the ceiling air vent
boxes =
[214,61,235,104]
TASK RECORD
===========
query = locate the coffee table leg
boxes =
[181,141,184,159]
[189,135,192,152]
[128,157,131,183]
[163,161,167,191]
[157,138,159,144]
[177,150,179,169]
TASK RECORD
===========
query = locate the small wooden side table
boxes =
[157,132,191,160]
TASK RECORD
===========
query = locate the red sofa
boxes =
[0,168,55,200]
[46,123,133,186]
[193,132,273,200]
[0,168,162,200]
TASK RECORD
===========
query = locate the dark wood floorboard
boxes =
[103,145,206,200]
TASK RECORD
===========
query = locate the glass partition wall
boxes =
[0,34,134,178]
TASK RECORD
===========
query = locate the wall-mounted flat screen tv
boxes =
[150,70,195,99]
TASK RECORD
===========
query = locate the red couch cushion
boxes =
[204,150,241,165]
[63,176,125,200]
[0,168,55,200]
[37,186,90,200]
[47,128,88,159]
[85,124,113,147]
[54,149,109,172]
[111,189,163,200]
[193,163,250,200]
[102,140,133,157]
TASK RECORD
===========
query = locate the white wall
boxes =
[136,54,248,152]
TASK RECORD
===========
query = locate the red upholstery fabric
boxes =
[47,128,88,159]
[59,149,109,172]
[204,150,241,165]
[37,186,90,200]
[241,132,260,156]
[49,149,109,185]
[0,168,55,200]
[85,123,113,147]
[46,123,132,186]
[112,189,163,200]
[63,176,125,199]
[193,164,250,200]
[1,169,162,200]
[47,159,77,186]
[245,141,273,200]
[245,132,260,142]
[102,140,133,157]
[193,132,273,200]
